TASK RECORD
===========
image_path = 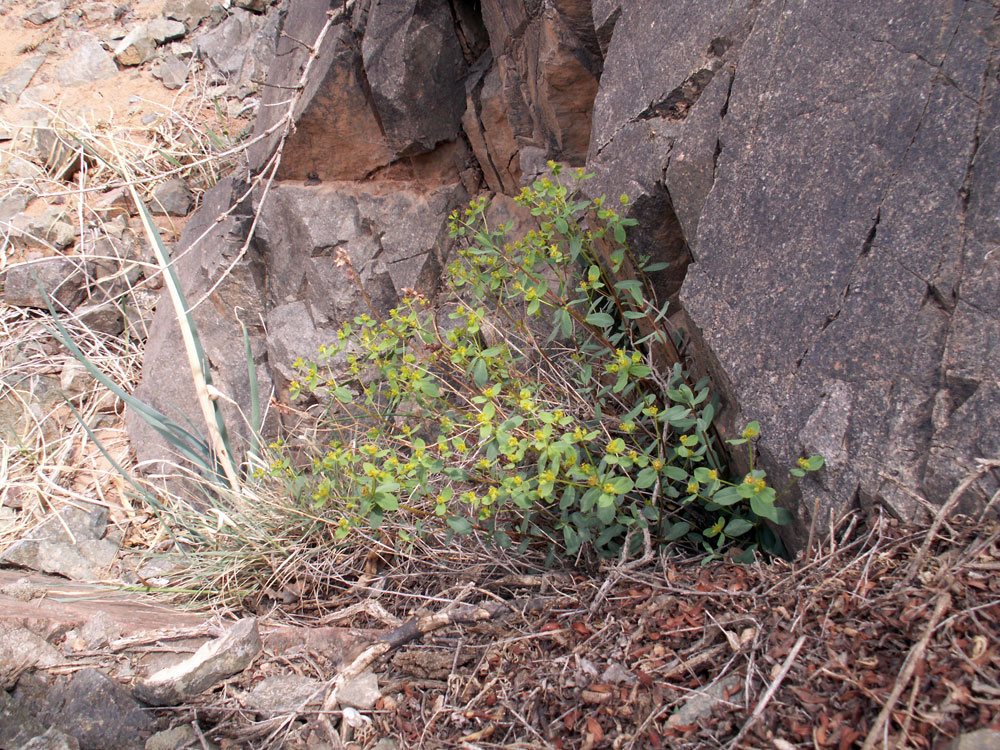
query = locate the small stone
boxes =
[152,53,188,90]
[373,740,399,750]
[60,359,93,395]
[146,18,186,44]
[24,0,67,25]
[7,211,77,250]
[0,623,61,689]
[246,674,322,716]
[0,191,29,221]
[0,55,46,104]
[169,41,194,58]
[135,618,262,706]
[145,725,212,750]
[83,2,116,23]
[43,669,153,749]
[76,302,126,336]
[338,672,380,711]
[150,177,193,216]
[115,27,155,66]
[667,675,740,728]
[235,0,270,11]
[56,37,117,86]
[600,662,637,685]
[164,0,212,31]
[2,253,89,309]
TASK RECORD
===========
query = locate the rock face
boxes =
[130,0,1000,547]
[676,0,1000,541]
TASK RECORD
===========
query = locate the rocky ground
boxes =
[0,1,998,749]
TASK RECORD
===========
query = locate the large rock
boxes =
[257,181,466,387]
[361,0,468,155]
[126,178,274,480]
[675,0,1000,544]
[476,0,602,179]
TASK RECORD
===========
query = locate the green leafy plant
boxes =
[280,165,823,561]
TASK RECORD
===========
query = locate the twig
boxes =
[726,634,807,749]
[859,591,951,750]
[904,459,1000,585]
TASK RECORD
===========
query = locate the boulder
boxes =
[360,0,469,155]
[257,180,465,386]
[248,1,396,180]
[675,0,1000,544]
[114,27,156,66]
[127,178,274,480]
[2,253,89,309]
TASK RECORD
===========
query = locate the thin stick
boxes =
[905,460,1000,585]
[859,591,951,750]
[727,634,807,749]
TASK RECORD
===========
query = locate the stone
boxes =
[2,253,89,309]
[246,674,322,716]
[134,618,262,706]
[0,375,65,447]
[0,56,46,104]
[666,674,739,728]
[676,0,1000,545]
[477,0,601,170]
[127,178,274,483]
[31,128,83,181]
[82,2,116,23]
[24,1,67,25]
[462,52,521,194]
[38,669,153,750]
[338,672,380,711]
[0,689,45,749]
[56,37,117,86]
[257,181,465,386]
[144,725,205,750]
[163,0,212,31]
[146,18,186,44]
[151,53,188,90]
[0,191,29,221]
[235,0,271,10]
[193,8,254,81]
[360,0,469,155]
[74,301,126,336]
[115,27,155,66]
[149,177,193,216]
[7,211,77,249]
[60,359,93,395]
[0,623,61,689]
[249,2,396,181]
[1,504,118,581]
[944,730,1000,750]
[16,727,81,750]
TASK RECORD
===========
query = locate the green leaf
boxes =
[635,467,658,489]
[750,494,779,522]
[663,466,689,482]
[419,379,440,397]
[613,223,626,244]
[494,530,512,548]
[712,486,743,506]
[554,217,569,234]
[610,476,634,494]
[665,521,690,541]
[585,312,614,328]
[724,518,754,536]
[447,517,473,535]
[807,455,825,471]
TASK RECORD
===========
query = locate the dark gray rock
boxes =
[127,178,274,480]
[163,0,212,31]
[677,0,1000,545]
[257,181,465,386]
[149,177,193,216]
[361,0,468,155]
[0,623,62,690]
[39,669,153,750]
[1,504,118,581]
[0,56,46,103]
[0,688,46,749]
[2,253,89,309]
[248,1,396,180]
[146,18,186,44]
